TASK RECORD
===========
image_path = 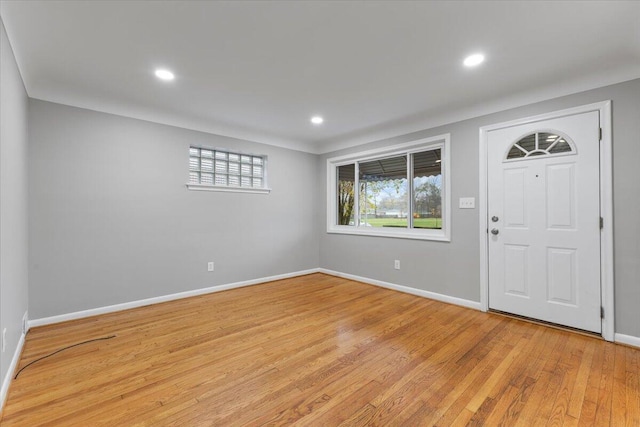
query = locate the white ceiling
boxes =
[1,1,639,154]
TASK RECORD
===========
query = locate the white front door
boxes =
[487,111,601,333]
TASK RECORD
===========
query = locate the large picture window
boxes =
[328,135,450,241]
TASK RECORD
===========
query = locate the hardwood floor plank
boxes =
[567,338,597,419]
[541,335,588,426]
[337,403,377,427]
[626,346,640,427]
[448,407,476,426]
[1,273,637,426]
[368,317,510,425]
[513,331,567,426]
[467,396,498,426]
[407,319,512,425]
[464,335,527,413]
[612,344,628,426]
[594,343,616,425]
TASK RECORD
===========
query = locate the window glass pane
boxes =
[337,164,356,226]
[253,157,263,165]
[359,156,408,228]
[215,175,227,186]
[413,149,442,229]
[549,139,572,154]
[200,158,213,172]
[241,163,252,176]
[200,149,213,158]
[215,151,227,160]
[189,172,200,183]
[201,173,214,184]
[215,160,227,174]
[253,165,263,176]
[189,147,200,157]
[516,134,536,152]
[241,176,251,187]
[507,146,526,159]
[228,162,240,175]
[253,178,262,188]
[228,175,240,186]
[241,155,251,164]
[189,157,200,171]
[538,132,558,151]
[228,153,240,162]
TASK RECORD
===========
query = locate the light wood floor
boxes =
[1,273,638,426]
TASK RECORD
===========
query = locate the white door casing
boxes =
[488,111,601,332]
[478,101,615,341]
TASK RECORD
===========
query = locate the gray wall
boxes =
[0,18,29,391]
[20,72,640,338]
[319,78,640,338]
[28,100,319,319]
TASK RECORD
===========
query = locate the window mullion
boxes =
[354,162,360,227]
[407,153,413,230]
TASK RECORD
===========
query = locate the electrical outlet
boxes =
[394,260,400,270]
[459,197,476,209]
[2,328,6,352]
[207,261,214,272]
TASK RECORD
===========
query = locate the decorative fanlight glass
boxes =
[506,132,574,160]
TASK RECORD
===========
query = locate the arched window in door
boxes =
[506,131,575,160]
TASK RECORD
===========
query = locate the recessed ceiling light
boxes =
[463,53,485,67]
[155,69,175,81]
[311,116,324,125]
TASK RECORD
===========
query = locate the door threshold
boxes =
[489,309,602,339]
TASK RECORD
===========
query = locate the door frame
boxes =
[478,101,614,341]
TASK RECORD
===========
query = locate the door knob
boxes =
[491,228,499,235]
[491,216,499,222]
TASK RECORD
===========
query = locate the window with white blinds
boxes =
[187,146,270,194]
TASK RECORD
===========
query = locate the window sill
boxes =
[327,226,450,242]
[186,183,271,194]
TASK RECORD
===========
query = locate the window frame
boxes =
[326,134,451,241]
[186,145,271,194]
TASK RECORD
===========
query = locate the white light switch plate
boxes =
[459,197,475,209]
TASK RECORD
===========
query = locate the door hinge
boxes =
[601,306,605,319]
[600,217,604,229]
[599,127,603,141]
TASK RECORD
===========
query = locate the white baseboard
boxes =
[29,268,321,328]
[318,268,483,311]
[28,268,484,329]
[1,330,26,413]
[615,333,640,348]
